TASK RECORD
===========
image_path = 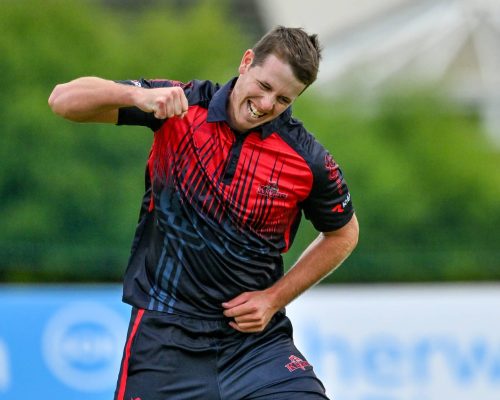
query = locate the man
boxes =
[49,26,358,400]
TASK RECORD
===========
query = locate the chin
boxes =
[246,121,262,131]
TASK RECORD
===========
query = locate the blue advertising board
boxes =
[0,285,130,400]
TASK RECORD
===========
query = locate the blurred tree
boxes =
[1,0,498,283]
[0,0,248,281]
[287,90,500,282]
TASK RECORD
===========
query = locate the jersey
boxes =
[116,77,354,319]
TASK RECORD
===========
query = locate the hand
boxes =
[222,290,278,333]
[135,86,188,119]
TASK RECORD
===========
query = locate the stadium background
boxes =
[0,0,499,399]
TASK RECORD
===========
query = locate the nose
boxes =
[259,95,275,112]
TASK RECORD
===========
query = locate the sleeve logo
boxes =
[332,192,351,213]
[324,154,343,194]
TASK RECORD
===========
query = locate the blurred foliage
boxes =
[288,91,500,282]
[1,0,499,283]
[0,0,246,281]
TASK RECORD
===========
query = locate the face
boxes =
[227,50,306,132]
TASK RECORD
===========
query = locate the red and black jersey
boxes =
[117,77,354,318]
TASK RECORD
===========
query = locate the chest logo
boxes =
[257,180,288,199]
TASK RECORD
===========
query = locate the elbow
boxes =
[349,213,360,251]
[48,82,84,121]
[337,213,359,256]
[322,213,359,256]
[48,84,67,117]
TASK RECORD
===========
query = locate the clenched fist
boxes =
[135,86,188,119]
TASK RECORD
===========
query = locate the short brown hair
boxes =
[251,26,322,87]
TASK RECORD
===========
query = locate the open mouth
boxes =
[247,100,265,119]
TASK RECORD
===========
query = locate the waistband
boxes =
[132,307,288,337]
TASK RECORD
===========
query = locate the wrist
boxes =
[265,284,285,312]
[124,84,144,108]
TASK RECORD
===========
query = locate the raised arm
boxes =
[48,76,188,123]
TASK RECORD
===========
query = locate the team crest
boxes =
[257,180,288,199]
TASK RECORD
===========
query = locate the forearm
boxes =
[267,213,359,310]
[222,214,358,332]
[48,76,138,123]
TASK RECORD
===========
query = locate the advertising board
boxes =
[0,284,498,400]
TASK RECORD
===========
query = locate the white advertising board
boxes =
[287,284,500,400]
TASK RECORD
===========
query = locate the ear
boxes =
[238,49,254,74]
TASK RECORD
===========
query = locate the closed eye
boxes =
[257,81,291,105]
[257,80,272,91]
[278,96,291,105]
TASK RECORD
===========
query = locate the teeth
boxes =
[248,101,265,118]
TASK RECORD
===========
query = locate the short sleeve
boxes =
[115,78,177,131]
[302,149,354,232]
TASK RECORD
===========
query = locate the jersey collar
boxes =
[207,77,291,140]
